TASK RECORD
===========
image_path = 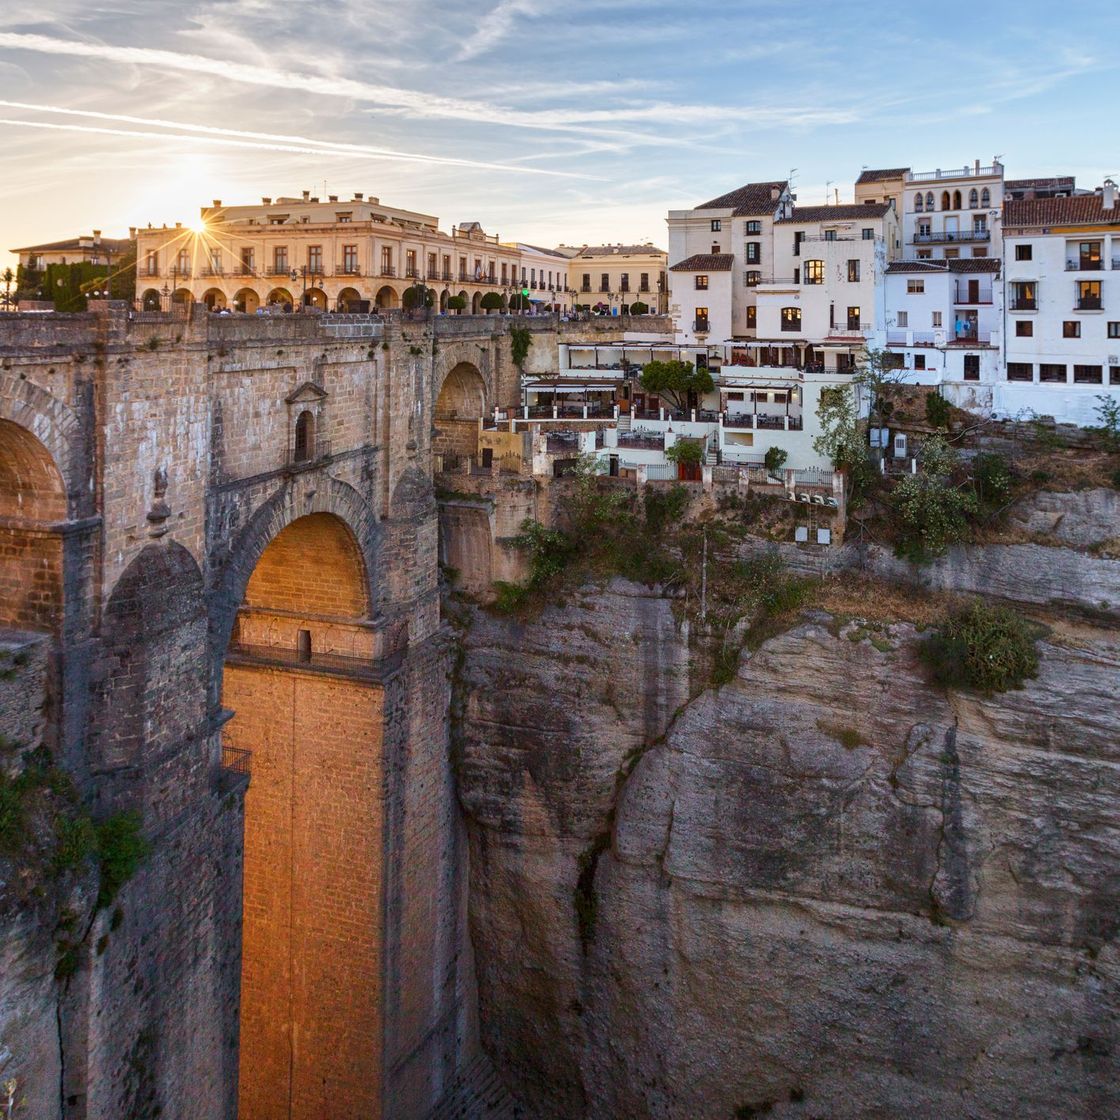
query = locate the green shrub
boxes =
[921,601,1040,693]
[1093,394,1120,452]
[925,392,951,428]
[445,294,467,311]
[666,438,703,466]
[971,452,1012,509]
[509,324,532,367]
[512,519,576,587]
[627,301,649,314]
[0,771,24,851]
[95,812,149,909]
[479,291,503,311]
[892,474,977,561]
[764,446,788,475]
[1111,468,1120,490]
[491,581,529,614]
[52,814,97,874]
[644,485,689,533]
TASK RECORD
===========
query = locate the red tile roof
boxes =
[11,235,133,254]
[947,257,1001,274]
[856,168,908,184]
[695,181,787,216]
[1004,195,1120,228]
[669,253,735,272]
[776,203,893,223]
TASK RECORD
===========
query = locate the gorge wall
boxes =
[454,520,1120,1119]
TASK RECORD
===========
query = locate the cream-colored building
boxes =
[135,191,565,314]
[13,230,133,272]
[557,243,668,314]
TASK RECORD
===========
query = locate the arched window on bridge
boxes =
[294,410,314,463]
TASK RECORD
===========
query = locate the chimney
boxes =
[92,229,101,243]
[974,159,980,174]
[175,221,182,228]
[771,185,780,199]
[1104,180,1116,211]
[354,192,364,201]
[302,189,310,201]
[212,199,222,207]
[329,194,338,202]
[129,227,136,239]
[262,196,272,205]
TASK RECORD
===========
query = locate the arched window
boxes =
[952,189,962,209]
[969,188,979,209]
[914,193,924,212]
[294,410,314,463]
[941,191,951,211]
[926,192,934,211]
[981,188,990,207]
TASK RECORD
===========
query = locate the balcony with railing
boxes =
[693,318,710,333]
[1066,258,1104,271]
[906,165,999,181]
[338,264,362,275]
[954,283,993,304]
[381,265,397,277]
[1076,296,1103,311]
[405,267,419,278]
[1009,297,1037,311]
[170,267,191,278]
[912,229,990,244]
[827,321,872,337]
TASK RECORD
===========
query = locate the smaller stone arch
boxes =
[952,189,962,210]
[202,288,227,310]
[375,285,400,309]
[439,289,449,313]
[267,287,293,309]
[435,362,487,420]
[941,190,951,211]
[337,286,362,312]
[234,287,260,313]
[293,410,314,463]
[141,288,162,311]
[471,291,482,315]
[172,287,193,304]
[304,287,327,311]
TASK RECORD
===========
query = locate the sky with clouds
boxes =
[0,0,1116,267]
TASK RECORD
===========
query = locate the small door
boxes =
[481,447,493,468]
[967,279,980,303]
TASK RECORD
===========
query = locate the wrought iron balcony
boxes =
[1010,298,1037,311]
[337,264,361,275]
[1066,259,1103,271]
[912,229,990,243]
[1076,297,1102,311]
[380,266,397,277]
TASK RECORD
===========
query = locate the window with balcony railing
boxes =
[804,260,824,285]
[1077,281,1102,310]
[780,307,801,332]
[1010,282,1037,311]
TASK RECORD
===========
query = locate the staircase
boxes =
[426,1054,527,1120]
[704,431,720,466]
[616,411,632,433]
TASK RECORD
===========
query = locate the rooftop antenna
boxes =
[825,180,833,204]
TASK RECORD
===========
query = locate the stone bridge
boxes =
[0,302,626,1120]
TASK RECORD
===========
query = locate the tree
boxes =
[666,438,703,465]
[1093,394,1120,452]
[855,347,909,434]
[1,267,15,310]
[479,291,503,312]
[639,359,714,413]
[812,384,875,506]
[764,446,788,476]
[921,601,1039,693]
[446,294,467,312]
[628,301,649,315]
[925,391,951,429]
[891,473,977,561]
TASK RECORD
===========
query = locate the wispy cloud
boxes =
[0,99,595,176]
[455,0,544,61]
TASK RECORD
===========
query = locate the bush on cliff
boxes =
[921,601,1040,694]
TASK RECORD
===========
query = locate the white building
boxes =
[884,258,1003,407]
[667,180,792,344]
[1000,184,1120,424]
[899,160,1004,262]
[752,203,901,372]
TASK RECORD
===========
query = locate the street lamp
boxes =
[160,283,171,311]
[289,266,308,311]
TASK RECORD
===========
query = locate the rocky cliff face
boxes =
[456,553,1120,1117]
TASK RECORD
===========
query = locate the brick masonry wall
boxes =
[223,663,384,1120]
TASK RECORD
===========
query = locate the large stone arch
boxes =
[0,373,85,510]
[209,473,380,696]
[92,540,208,774]
[434,358,488,420]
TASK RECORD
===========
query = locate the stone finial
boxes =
[146,465,171,537]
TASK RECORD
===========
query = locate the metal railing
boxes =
[1076,297,1103,311]
[1066,259,1104,271]
[694,319,710,333]
[220,745,252,778]
[1009,298,1037,311]
[337,264,361,275]
[912,229,990,243]
[954,285,993,303]
[380,266,397,277]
